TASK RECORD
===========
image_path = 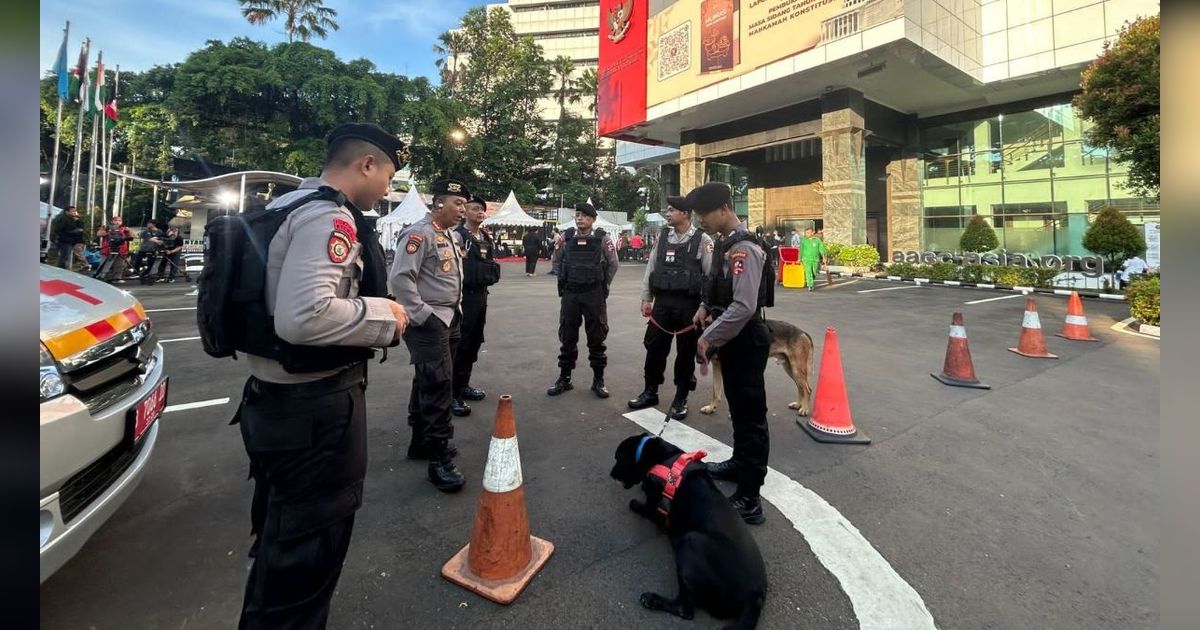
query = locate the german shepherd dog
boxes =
[699,319,814,417]
[611,433,767,629]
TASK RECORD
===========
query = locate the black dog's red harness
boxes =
[647,449,707,526]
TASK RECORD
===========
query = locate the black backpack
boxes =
[196,187,345,359]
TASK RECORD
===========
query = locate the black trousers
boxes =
[234,364,368,630]
[558,286,608,373]
[403,314,460,454]
[642,295,701,394]
[452,290,487,394]
[525,253,538,274]
[717,318,771,497]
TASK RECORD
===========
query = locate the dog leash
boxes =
[648,315,696,336]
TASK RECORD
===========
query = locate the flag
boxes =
[92,54,105,118]
[104,67,120,129]
[69,39,89,106]
[53,24,69,101]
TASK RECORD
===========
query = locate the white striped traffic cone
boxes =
[1008,297,1058,359]
[1055,291,1099,341]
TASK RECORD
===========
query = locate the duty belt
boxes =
[250,361,367,397]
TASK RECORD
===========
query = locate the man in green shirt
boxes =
[800,228,827,291]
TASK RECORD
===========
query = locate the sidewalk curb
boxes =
[828,271,1127,302]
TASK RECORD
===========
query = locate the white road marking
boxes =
[822,278,860,289]
[1110,317,1160,340]
[624,408,938,630]
[164,397,230,413]
[964,293,1025,305]
[161,336,202,344]
[857,285,924,294]
[145,307,197,313]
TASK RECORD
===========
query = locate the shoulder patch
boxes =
[705,241,714,253]
[729,250,748,261]
[605,237,616,252]
[405,234,424,255]
[328,231,352,263]
[333,217,357,242]
[732,257,746,275]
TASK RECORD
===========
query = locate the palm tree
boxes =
[551,55,579,120]
[575,67,599,119]
[239,0,339,43]
[433,31,468,89]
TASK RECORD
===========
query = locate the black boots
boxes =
[547,373,573,396]
[591,372,610,398]
[459,385,486,401]
[729,494,765,525]
[627,387,659,410]
[451,398,471,417]
[427,453,465,493]
[407,438,458,460]
[668,394,688,419]
[706,459,739,482]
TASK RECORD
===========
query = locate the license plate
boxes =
[130,378,168,442]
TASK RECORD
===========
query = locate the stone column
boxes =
[887,153,921,253]
[748,185,766,230]
[678,140,706,193]
[820,89,867,245]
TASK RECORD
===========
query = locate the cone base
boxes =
[931,372,991,389]
[1007,347,1059,359]
[441,536,555,605]
[1055,332,1099,342]
[798,418,871,444]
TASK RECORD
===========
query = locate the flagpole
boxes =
[69,37,89,209]
[86,114,99,233]
[46,21,70,258]
[101,114,109,217]
[106,65,120,220]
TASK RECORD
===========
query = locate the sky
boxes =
[39,0,484,82]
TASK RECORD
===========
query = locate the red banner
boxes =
[597,0,647,137]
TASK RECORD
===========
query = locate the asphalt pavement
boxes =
[40,262,1160,629]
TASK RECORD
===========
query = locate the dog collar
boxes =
[647,450,709,527]
[635,435,655,463]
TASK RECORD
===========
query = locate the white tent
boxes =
[482,190,541,228]
[378,181,429,251]
[555,207,623,233]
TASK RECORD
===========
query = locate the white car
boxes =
[39,264,167,582]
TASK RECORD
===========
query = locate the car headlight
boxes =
[40,342,66,402]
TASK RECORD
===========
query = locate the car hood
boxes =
[40,265,147,359]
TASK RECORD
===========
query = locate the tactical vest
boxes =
[708,232,775,312]
[198,187,387,374]
[456,225,501,289]
[648,227,704,298]
[560,227,607,293]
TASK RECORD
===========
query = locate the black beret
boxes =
[431,178,471,199]
[574,202,597,218]
[684,182,733,213]
[665,195,691,212]
[468,195,488,207]
[326,122,410,170]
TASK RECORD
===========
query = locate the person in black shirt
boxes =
[522,228,542,276]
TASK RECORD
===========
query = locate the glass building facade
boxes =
[918,100,1159,256]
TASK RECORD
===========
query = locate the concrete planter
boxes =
[1135,322,1160,337]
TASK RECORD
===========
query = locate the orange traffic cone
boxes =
[1007,297,1058,359]
[799,327,870,444]
[1055,291,1099,341]
[442,395,554,604]
[932,312,990,389]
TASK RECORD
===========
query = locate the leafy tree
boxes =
[632,207,647,233]
[575,67,599,119]
[433,31,467,88]
[959,214,999,252]
[1082,206,1146,278]
[239,0,339,42]
[1074,15,1159,198]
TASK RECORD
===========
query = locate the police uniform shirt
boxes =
[389,213,463,326]
[700,228,765,348]
[639,225,714,302]
[247,176,399,384]
[550,228,619,282]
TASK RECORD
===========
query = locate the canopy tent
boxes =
[378,180,429,251]
[481,190,541,228]
[645,212,666,224]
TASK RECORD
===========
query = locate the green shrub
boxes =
[959,214,999,252]
[825,242,843,264]
[1082,206,1147,274]
[887,262,919,277]
[1126,276,1160,325]
[1031,268,1060,288]
[927,262,960,281]
[959,264,993,283]
[832,244,880,268]
[992,267,1024,286]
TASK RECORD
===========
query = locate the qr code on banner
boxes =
[658,21,691,81]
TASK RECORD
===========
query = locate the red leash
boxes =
[648,315,696,336]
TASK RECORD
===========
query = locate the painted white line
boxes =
[624,408,937,630]
[1110,317,1160,340]
[943,280,961,286]
[822,278,861,290]
[164,397,230,413]
[857,285,924,293]
[976,283,995,289]
[161,336,202,344]
[1054,289,1074,296]
[145,307,197,313]
[1099,293,1126,301]
[964,293,1025,305]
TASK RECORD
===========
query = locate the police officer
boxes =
[233,122,410,628]
[689,182,772,525]
[451,194,500,414]
[390,178,469,492]
[628,199,713,419]
[547,202,619,398]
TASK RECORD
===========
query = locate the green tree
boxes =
[632,207,647,232]
[959,214,999,252]
[1073,15,1159,198]
[433,31,467,88]
[239,0,339,42]
[575,67,599,119]
[1082,206,1146,281]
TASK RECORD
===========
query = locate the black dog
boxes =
[611,433,767,629]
